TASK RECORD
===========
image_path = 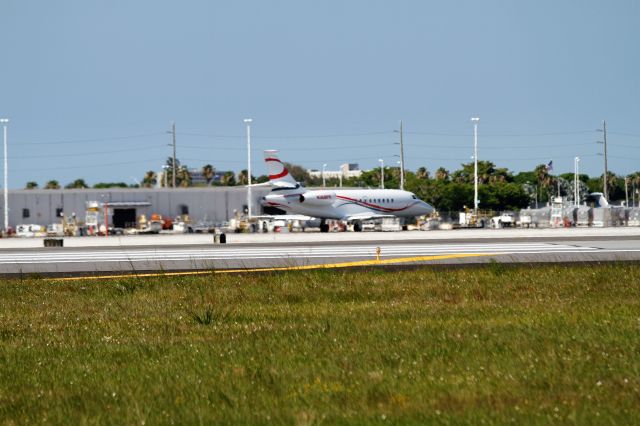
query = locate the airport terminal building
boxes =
[1,187,272,229]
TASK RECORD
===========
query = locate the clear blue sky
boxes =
[1,0,638,188]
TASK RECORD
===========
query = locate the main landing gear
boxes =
[319,219,362,232]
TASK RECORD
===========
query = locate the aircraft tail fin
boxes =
[586,192,610,208]
[264,150,299,189]
[597,193,610,207]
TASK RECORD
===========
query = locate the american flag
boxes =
[545,160,553,172]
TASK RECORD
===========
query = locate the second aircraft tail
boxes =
[263,150,299,189]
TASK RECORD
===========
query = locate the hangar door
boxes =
[113,208,137,228]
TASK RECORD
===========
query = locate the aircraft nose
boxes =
[419,201,434,215]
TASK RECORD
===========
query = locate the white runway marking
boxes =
[0,242,602,265]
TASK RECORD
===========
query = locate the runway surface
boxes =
[1,232,639,276]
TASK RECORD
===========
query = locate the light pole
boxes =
[471,117,480,214]
[624,177,629,207]
[574,156,580,206]
[322,164,327,187]
[244,118,253,218]
[1,118,9,233]
[378,159,384,189]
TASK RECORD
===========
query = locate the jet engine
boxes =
[298,191,336,205]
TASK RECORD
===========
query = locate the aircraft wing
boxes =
[252,214,317,221]
[246,181,299,189]
[341,212,396,221]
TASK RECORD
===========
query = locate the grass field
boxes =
[1,263,639,424]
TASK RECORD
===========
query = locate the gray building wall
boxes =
[1,187,271,228]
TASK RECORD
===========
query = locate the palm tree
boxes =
[25,181,38,189]
[602,171,619,200]
[65,179,89,189]
[142,171,157,188]
[221,171,236,186]
[629,172,640,206]
[416,167,430,180]
[534,163,555,198]
[177,166,192,187]
[534,164,550,187]
[435,167,449,181]
[45,180,60,189]
[164,157,181,187]
[202,164,215,185]
[237,169,249,186]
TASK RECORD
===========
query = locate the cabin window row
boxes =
[359,199,394,203]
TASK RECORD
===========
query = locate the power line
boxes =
[608,131,640,138]
[14,127,631,147]
[179,142,391,151]
[404,130,594,137]
[19,132,166,145]
[609,143,640,149]
[11,144,166,159]
[178,130,393,140]
[14,158,165,172]
[404,142,595,150]
[409,154,600,162]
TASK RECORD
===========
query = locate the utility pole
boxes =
[169,121,177,189]
[393,121,406,190]
[597,120,608,200]
[399,120,405,190]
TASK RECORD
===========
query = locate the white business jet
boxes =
[258,150,434,232]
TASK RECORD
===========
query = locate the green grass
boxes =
[1,263,639,424]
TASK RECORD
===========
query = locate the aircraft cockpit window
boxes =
[412,195,417,199]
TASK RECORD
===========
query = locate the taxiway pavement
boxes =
[0,228,639,276]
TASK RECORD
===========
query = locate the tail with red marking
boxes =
[264,150,299,189]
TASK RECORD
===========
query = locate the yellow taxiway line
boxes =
[52,252,497,282]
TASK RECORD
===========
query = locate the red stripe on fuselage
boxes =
[336,195,413,212]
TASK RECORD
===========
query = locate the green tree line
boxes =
[26,158,640,212]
